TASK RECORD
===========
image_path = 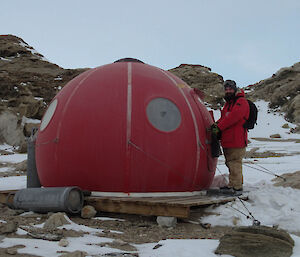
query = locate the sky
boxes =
[1,0,300,87]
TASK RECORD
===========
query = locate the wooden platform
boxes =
[0,190,247,219]
[85,193,248,218]
[0,190,16,206]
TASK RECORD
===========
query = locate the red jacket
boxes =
[217,90,250,148]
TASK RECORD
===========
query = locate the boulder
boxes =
[58,238,69,247]
[80,205,97,219]
[0,110,24,146]
[43,212,70,231]
[215,226,294,257]
[6,247,18,255]
[156,216,177,227]
[23,122,40,137]
[14,160,27,172]
[0,221,18,234]
[282,123,290,129]
[270,133,281,138]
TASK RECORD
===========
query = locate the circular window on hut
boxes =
[40,99,58,131]
[146,98,181,132]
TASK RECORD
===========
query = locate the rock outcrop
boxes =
[247,62,300,123]
[0,35,89,147]
[1,34,299,149]
[0,109,24,146]
[169,64,224,109]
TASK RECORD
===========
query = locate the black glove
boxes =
[211,123,220,134]
[211,123,221,140]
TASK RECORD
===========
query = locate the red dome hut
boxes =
[35,59,217,195]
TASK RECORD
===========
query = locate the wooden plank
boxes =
[167,195,248,206]
[0,189,247,219]
[85,197,190,218]
[140,195,205,204]
[0,190,17,205]
[85,194,247,218]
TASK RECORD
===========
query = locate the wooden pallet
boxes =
[0,190,16,205]
[85,194,247,218]
[0,190,247,218]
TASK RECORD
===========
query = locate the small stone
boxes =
[200,223,211,229]
[6,247,18,255]
[282,123,290,129]
[232,217,240,226]
[153,244,162,249]
[59,250,87,257]
[270,133,281,138]
[44,212,70,231]
[2,207,18,216]
[81,205,97,219]
[58,238,69,247]
[0,221,18,234]
[113,239,127,246]
[156,216,177,227]
[14,160,27,171]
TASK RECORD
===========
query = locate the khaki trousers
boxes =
[223,147,246,190]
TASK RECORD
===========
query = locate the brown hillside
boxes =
[0,35,89,147]
[169,64,224,109]
[0,34,89,119]
[247,62,300,123]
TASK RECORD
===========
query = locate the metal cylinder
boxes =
[13,187,84,214]
[27,129,41,188]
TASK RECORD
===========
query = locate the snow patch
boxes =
[201,185,300,232]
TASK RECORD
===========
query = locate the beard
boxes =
[224,92,236,102]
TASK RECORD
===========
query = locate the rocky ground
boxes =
[0,142,299,256]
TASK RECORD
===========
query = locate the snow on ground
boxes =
[0,235,121,257]
[93,216,125,222]
[0,153,27,163]
[0,99,300,256]
[22,116,41,126]
[0,167,13,173]
[136,239,232,257]
[202,185,300,231]
[0,144,17,153]
[0,176,26,190]
[33,214,123,234]
[248,101,300,139]
[203,100,300,233]
[0,214,124,257]
[18,41,50,62]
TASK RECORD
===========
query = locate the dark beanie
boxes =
[223,80,237,92]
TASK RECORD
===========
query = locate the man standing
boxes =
[211,80,250,194]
